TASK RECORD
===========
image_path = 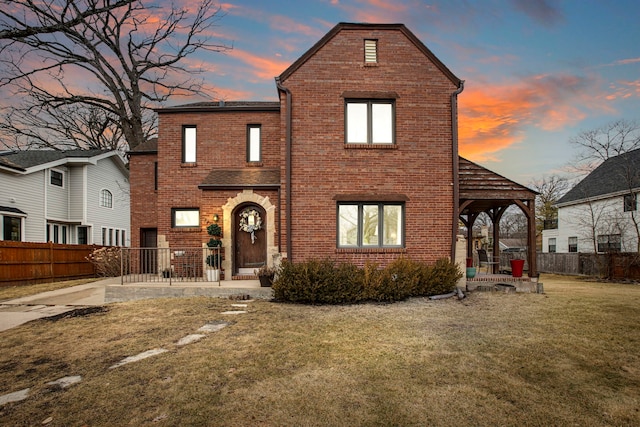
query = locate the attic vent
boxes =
[364,39,377,63]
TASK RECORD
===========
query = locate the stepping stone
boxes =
[109,348,168,369]
[198,322,230,333]
[47,376,82,389]
[0,388,30,405]
[176,334,206,346]
[221,310,247,315]
[231,304,248,308]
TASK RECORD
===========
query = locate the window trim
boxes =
[50,169,64,187]
[171,208,200,228]
[548,237,556,253]
[337,202,404,248]
[182,125,197,163]
[247,124,262,162]
[100,189,113,209]
[597,234,621,253]
[345,99,395,145]
[568,236,578,253]
[2,215,22,241]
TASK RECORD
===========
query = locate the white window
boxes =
[183,125,197,163]
[100,189,113,208]
[346,100,394,144]
[568,236,578,253]
[2,216,21,241]
[172,208,200,228]
[247,125,261,162]
[597,234,621,252]
[338,203,404,248]
[548,238,556,253]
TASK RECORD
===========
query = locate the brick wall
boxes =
[129,152,158,248]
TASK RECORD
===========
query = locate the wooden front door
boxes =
[234,205,267,275]
[140,228,157,273]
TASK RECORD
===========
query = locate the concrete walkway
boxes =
[0,277,270,332]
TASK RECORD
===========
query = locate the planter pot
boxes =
[258,275,274,287]
[510,259,525,278]
[466,267,476,279]
[206,269,220,282]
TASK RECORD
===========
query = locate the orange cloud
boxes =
[228,49,291,80]
[459,73,601,162]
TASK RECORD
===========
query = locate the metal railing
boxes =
[120,247,222,285]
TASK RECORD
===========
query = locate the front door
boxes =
[140,228,157,274]
[234,205,267,275]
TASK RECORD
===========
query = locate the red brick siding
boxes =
[129,152,158,248]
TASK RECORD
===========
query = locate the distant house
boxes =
[542,148,640,253]
[129,23,538,280]
[0,149,130,245]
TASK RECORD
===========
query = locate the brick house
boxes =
[129,23,538,280]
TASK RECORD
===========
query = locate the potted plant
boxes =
[255,264,276,287]
[206,223,222,282]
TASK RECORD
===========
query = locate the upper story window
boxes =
[346,100,394,145]
[182,125,197,163]
[50,169,64,187]
[247,124,261,162]
[338,202,404,248]
[364,39,377,63]
[172,208,200,228]
[100,189,113,208]
[624,194,636,212]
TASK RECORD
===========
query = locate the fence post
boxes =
[120,247,124,285]
[48,241,54,281]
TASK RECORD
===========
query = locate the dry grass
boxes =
[0,278,100,302]
[0,274,639,426]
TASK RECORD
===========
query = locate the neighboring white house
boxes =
[542,148,640,253]
[0,149,130,246]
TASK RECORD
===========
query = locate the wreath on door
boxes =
[239,208,262,244]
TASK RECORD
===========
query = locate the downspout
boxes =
[276,77,293,262]
[451,80,465,261]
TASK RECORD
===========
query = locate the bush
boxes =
[273,257,463,304]
[87,247,127,277]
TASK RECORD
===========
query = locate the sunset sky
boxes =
[184,0,640,186]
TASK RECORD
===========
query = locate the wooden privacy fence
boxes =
[537,252,640,280]
[0,241,99,286]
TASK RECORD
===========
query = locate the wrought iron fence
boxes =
[120,247,222,285]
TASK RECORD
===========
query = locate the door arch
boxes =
[233,204,267,275]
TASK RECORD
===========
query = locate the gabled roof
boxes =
[0,149,127,176]
[557,148,640,206]
[278,22,461,86]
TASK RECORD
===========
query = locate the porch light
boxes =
[213,214,219,222]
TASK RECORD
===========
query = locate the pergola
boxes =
[458,157,539,277]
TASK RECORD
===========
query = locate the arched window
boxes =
[100,189,113,208]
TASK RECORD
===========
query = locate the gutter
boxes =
[275,77,293,262]
[451,80,465,261]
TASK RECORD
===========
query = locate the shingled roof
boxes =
[0,149,112,172]
[557,148,640,206]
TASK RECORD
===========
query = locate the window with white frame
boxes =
[100,189,113,208]
[338,202,403,248]
[182,125,197,163]
[172,208,200,228]
[78,226,88,245]
[50,169,64,187]
[346,100,394,145]
[247,124,261,162]
[2,216,21,241]
[597,234,621,252]
[568,236,578,253]
[548,238,556,253]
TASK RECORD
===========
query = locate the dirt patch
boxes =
[42,306,109,322]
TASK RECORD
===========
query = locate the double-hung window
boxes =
[568,236,578,253]
[338,202,404,248]
[597,234,621,252]
[247,124,261,162]
[346,100,394,145]
[548,238,556,253]
[182,125,197,163]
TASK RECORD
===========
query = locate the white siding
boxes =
[68,166,85,222]
[0,170,48,242]
[46,167,70,221]
[86,157,130,246]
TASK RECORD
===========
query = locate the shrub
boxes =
[87,247,127,277]
[419,258,463,296]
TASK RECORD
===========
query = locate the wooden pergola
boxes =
[458,157,539,277]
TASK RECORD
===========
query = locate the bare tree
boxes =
[0,0,230,151]
[530,174,570,235]
[568,119,640,176]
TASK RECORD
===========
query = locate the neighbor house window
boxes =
[597,234,621,252]
[2,216,21,241]
[568,236,578,253]
[548,238,556,253]
[364,39,377,63]
[247,124,261,162]
[346,100,394,144]
[100,189,113,208]
[50,170,63,187]
[172,208,200,228]
[624,194,637,212]
[338,203,404,248]
[78,226,88,245]
[182,125,197,163]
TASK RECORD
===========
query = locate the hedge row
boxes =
[272,257,462,304]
